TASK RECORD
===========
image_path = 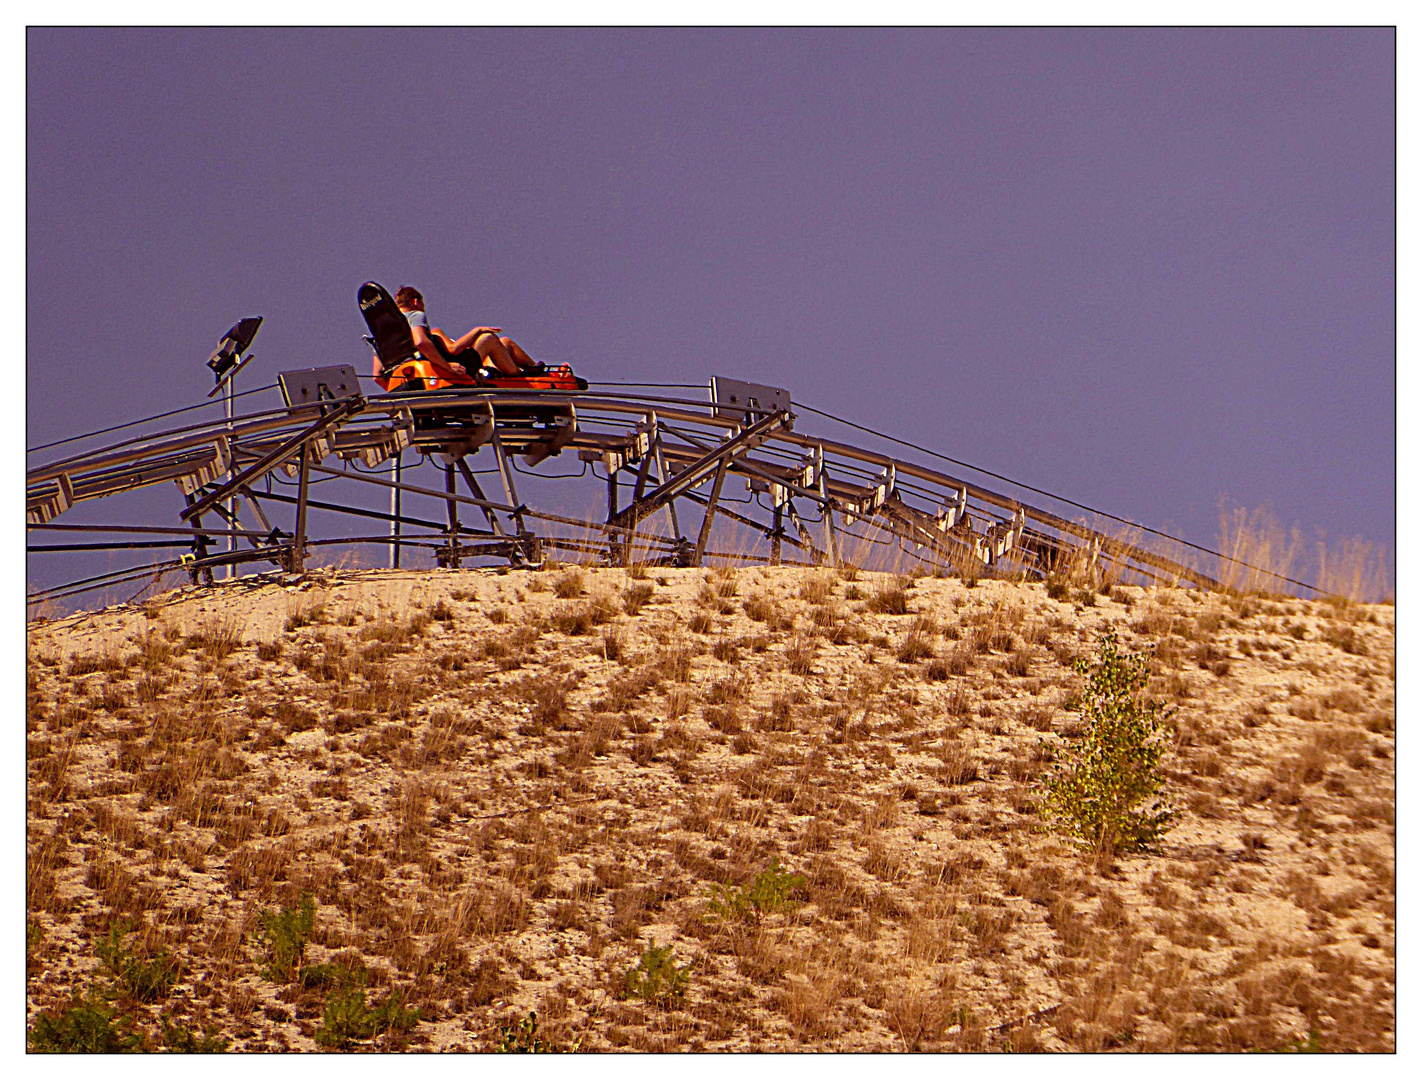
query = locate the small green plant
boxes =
[257,893,315,981]
[1040,629,1175,857]
[27,919,43,972]
[620,941,691,1005]
[706,858,807,922]
[29,988,141,1053]
[161,1016,231,1053]
[495,1010,582,1052]
[96,921,178,1002]
[313,968,420,1050]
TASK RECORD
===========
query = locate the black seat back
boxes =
[358,282,419,371]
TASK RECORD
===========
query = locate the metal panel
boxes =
[710,376,791,420]
[278,365,362,408]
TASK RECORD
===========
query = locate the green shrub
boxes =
[257,893,315,981]
[29,989,140,1053]
[620,942,691,1005]
[1040,628,1175,857]
[313,974,420,1050]
[706,858,807,923]
[96,921,178,1002]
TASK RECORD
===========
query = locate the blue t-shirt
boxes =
[405,309,429,331]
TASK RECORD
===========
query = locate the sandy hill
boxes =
[26,565,1394,1052]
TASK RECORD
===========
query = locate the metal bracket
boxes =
[843,464,895,525]
[523,407,578,466]
[26,473,74,525]
[934,485,969,533]
[975,508,1025,565]
[173,435,231,496]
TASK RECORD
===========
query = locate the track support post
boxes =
[442,463,462,569]
[290,442,310,575]
[693,457,728,567]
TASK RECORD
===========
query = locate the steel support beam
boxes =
[180,396,361,522]
[456,458,507,537]
[610,410,790,533]
[692,457,728,567]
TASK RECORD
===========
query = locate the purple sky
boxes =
[27,28,1394,594]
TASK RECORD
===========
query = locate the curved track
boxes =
[27,374,1238,607]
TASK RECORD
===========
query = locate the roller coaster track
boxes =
[28,372,1300,608]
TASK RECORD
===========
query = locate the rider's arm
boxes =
[430,326,460,352]
[410,324,467,374]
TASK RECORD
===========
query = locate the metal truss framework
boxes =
[27,377,1221,606]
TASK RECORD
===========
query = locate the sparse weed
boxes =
[623,583,655,616]
[786,637,817,676]
[495,1010,579,1053]
[554,567,587,599]
[868,581,910,615]
[897,629,935,664]
[284,600,326,632]
[799,573,835,603]
[160,1017,231,1053]
[601,627,624,662]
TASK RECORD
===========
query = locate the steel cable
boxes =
[27,384,279,453]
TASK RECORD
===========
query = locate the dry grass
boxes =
[25,567,1393,1052]
[1216,500,1392,602]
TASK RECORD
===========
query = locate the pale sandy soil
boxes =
[26,565,1395,1051]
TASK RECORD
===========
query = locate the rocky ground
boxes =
[25,564,1395,1051]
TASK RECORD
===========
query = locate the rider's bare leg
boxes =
[499,336,540,370]
[471,333,520,375]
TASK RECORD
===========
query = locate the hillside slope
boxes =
[26,566,1394,1051]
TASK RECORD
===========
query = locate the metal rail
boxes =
[27,374,1301,607]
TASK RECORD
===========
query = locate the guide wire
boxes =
[28,384,278,453]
